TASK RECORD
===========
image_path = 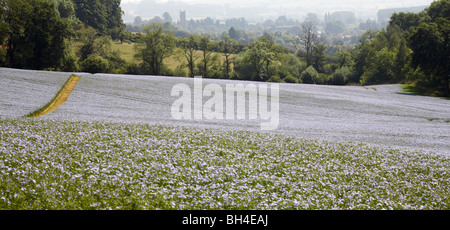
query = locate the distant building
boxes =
[180,11,187,28]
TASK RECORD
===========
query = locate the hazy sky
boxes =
[122,0,434,7]
[121,0,435,22]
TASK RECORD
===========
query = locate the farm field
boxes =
[1,67,450,210]
[0,69,74,118]
[2,68,447,155]
[1,118,450,210]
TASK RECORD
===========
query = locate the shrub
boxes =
[283,75,298,84]
[267,75,284,83]
[126,63,142,75]
[330,66,351,85]
[316,73,330,85]
[80,56,110,74]
[301,66,318,84]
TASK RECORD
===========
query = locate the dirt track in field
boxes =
[28,75,81,118]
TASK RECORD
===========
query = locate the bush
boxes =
[330,66,351,85]
[316,73,330,85]
[126,63,142,75]
[161,65,174,76]
[267,75,284,83]
[80,56,110,74]
[60,51,79,72]
[283,75,298,84]
[279,53,304,79]
[301,66,319,84]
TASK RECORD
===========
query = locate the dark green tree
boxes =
[393,37,412,82]
[135,22,175,76]
[410,18,449,96]
[73,0,124,36]
[218,34,237,79]
[49,0,76,20]
[179,34,199,78]
[198,35,214,78]
[247,36,276,81]
[3,0,74,70]
[360,47,396,85]
[0,0,8,65]
[312,42,327,73]
[389,12,426,39]
[80,56,110,73]
[426,0,450,21]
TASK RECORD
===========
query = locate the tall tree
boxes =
[198,36,214,78]
[3,0,74,70]
[426,0,450,21]
[240,35,277,81]
[405,0,450,96]
[300,21,317,67]
[73,0,124,36]
[179,34,199,78]
[0,0,9,65]
[393,37,412,81]
[135,22,175,76]
[48,0,76,20]
[311,42,327,72]
[352,30,378,83]
[410,18,449,96]
[219,34,237,78]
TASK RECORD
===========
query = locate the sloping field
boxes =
[1,67,450,210]
[0,68,73,117]
[1,67,450,154]
[1,68,446,154]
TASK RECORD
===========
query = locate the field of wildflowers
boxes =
[1,68,449,210]
[1,118,449,210]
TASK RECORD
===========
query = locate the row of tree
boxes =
[128,22,339,85]
[0,0,448,97]
[130,0,448,96]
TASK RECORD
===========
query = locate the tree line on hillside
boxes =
[354,0,449,96]
[0,0,125,71]
[0,0,448,97]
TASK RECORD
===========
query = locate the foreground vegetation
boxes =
[1,118,449,210]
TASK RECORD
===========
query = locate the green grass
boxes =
[1,117,449,210]
[110,42,235,75]
[111,42,137,64]
[402,82,450,99]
